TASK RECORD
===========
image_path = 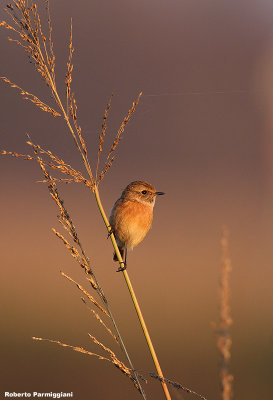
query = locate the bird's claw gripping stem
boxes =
[117,262,127,272]
[107,227,114,239]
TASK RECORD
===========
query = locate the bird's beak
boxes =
[156,191,165,195]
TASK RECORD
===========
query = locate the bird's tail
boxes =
[113,247,124,261]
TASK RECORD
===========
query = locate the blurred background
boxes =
[1,0,273,399]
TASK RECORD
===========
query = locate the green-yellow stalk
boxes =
[94,185,172,400]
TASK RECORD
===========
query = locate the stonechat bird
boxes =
[109,181,165,270]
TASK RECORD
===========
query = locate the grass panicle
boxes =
[1,1,57,103]
[88,333,133,380]
[0,76,60,116]
[65,18,74,116]
[1,1,141,189]
[95,94,114,182]
[139,372,208,400]
[1,143,91,188]
[217,227,233,400]
[97,92,142,184]
[60,271,108,317]
[81,297,119,344]
[32,336,138,388]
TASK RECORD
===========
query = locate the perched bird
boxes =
[109,181,164,270]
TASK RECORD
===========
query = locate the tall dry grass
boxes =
[0,1,146,397]
[0,2,209,400]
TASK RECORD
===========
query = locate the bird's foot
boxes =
[107,227,114,239]
[116,262,127,272]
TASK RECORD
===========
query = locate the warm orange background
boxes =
[1,1,273,399]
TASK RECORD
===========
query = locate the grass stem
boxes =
[94,185,172,400]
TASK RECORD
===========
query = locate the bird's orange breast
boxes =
[110,200,153,249]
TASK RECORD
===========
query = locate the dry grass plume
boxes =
[217,226,233,400]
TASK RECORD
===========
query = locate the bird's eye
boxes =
[141,190,147,195]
